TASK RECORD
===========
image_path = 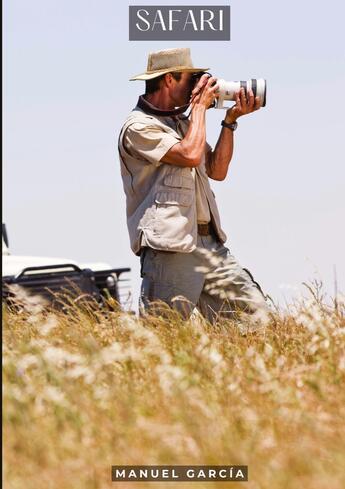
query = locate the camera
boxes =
[217,78,266,109]
[191,73,267,109]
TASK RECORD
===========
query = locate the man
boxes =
[118,47,269,327]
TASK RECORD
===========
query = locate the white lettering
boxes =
[128,470,137,478]
[187,469,195,478]
[172,469,179,479]
[197,469,206,478]
[151,470,159,479]
[209,470,216,478]
[115,469,125,478]
[139,470,147,478]
[135,9,150,32]
[236,469,245,479]
[219,469,227,478]
[152,10,166,31]
[168,9,182,31]
[162,469,169,478]
[183,10,198,31]
[219,9,223,31]
[200,10,216,31]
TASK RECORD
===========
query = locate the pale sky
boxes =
[3,0,345,309]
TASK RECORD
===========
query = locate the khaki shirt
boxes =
[118,104,227,255]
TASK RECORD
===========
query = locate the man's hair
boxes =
[145,72,182,95]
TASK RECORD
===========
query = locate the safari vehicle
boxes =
[2,224,130,310]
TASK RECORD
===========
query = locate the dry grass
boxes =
[3,286,345,489]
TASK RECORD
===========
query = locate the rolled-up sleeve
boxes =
[124,122,180,167]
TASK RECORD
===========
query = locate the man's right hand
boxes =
[190,74,219,109]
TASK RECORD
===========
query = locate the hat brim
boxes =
[130,66,209,81]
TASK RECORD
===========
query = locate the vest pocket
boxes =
[164,174,194,189]
[155,191,192,207]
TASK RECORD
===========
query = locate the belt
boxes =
[197,222,214,236]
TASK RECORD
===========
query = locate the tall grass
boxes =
[3,286,345,489]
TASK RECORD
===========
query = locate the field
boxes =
[3,285,345,489]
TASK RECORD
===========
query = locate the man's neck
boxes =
[144,92,175,110]
[137,95,189,118]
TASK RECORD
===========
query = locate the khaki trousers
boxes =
[139,234,269,326]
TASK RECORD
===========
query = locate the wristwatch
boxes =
[221,120,238,131]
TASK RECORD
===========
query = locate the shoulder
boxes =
[123,110,177,138]
[125,109,165,128]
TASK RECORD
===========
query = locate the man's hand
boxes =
[225,88,261,123]
[190,74,219,109]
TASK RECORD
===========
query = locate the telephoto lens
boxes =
[216,78,267,109]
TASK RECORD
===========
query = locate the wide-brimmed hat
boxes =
[130,47,209,81]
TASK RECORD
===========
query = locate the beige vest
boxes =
[118,107,227,255]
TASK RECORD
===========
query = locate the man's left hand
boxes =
[225,88,261,123]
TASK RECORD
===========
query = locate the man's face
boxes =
[169,72,194,107]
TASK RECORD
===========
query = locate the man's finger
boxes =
[248,90,255,109]
[190,91,201,105]
[240,88,247,108]
[192,74,209,95]
[235,90,241,108]
[192,83,204,97]
[200,73,210,82]
[198,74,210,88]
[254,96,261,110]
[206,76,218,87]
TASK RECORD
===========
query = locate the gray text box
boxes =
[129,6,230,41]
[112,465,248,481]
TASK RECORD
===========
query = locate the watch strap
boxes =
[221,120,238,131]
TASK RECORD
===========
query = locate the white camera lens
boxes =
[216,78,267,109]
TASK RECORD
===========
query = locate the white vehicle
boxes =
[2,224,130,309]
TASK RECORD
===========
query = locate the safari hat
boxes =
[130,47,209,81]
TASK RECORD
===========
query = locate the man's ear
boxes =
[163,73,174,87]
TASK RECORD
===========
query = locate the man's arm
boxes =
[206,88,262,181]
[160,104,207,167]
[160,75,218,168]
